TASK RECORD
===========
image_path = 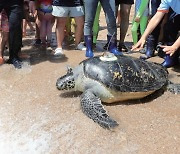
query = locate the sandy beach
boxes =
[0,8,180,154]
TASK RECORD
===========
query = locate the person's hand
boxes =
[29,1,36,15]
[160,45,178,56]
[135,16,140,22]
[132,39,146,51]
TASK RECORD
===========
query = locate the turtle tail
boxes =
[80,90,119,129]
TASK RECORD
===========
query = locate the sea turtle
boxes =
[56,53,180,129]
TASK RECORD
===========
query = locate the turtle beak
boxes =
[56,75,66,90]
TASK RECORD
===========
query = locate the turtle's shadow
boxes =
[60,91,82,98]
[171,65,180,73]
[59,89,165,105]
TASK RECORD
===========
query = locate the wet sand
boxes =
[0,10,180,154]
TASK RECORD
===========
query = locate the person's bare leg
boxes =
[74,16,84,46]
[22,19,27,37]
[119,4,131,43]
[35,18,41,40]
[56,17,67,48]
[27,21,35,32]
[0,31,9,64]
[46,15,55,46]
[0,32,8,56]
[40,18,47,45]
[0,34,3,58]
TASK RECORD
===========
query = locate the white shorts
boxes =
[52,6,84,17]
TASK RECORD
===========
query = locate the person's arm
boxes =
[160,36,180,56]
[132,11,165,51]
[29,0,36,14]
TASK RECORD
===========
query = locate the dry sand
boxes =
[0,9,180,154]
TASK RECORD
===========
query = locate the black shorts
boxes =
[115,0,134,6]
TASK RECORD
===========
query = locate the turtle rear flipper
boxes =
[167,81,180,94]
[80,90,119,129]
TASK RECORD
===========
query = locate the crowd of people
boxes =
[0,0,179,69]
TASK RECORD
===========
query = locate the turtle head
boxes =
[56,67,75,90]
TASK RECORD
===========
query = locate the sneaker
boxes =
[12,58,22,69]
[54,48,64,56]
[6,59,13,64]
[75,42,86,51]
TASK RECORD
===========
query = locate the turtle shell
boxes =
[81,55,168,92]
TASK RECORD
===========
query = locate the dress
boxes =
[0,9,9,32]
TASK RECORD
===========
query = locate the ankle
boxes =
[0,57,5,65]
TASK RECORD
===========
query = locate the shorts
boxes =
[0,10,9,32]
[52,6,84,17]
[115,0,134,6]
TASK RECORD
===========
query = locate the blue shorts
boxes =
[115,0,134,5]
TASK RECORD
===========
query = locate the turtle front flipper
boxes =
[80,90,118,129]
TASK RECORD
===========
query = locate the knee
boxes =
[131,25,137,33]
[57,21,66,28]
[120,8,131,22]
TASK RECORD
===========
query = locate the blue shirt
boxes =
[158,0,180,14]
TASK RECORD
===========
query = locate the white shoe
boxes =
[54,48,64,56]
[75,42,86,51]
